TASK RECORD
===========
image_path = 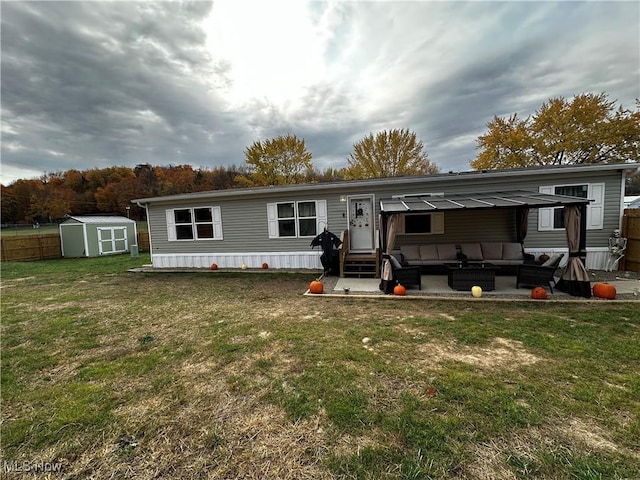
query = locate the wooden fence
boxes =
[137,231,150,252]
[0,234,62,261]
[1,232,150,262]
[621,208,640,272]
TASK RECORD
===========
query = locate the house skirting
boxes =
[151,248,610,271]
[151,252,324,270]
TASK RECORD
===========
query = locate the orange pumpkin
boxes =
[531,286,548,300]
[309,280,324,294]
[593,282,616,300]
[394,284,406,296]
[261,262,269,269]
[210,263,218,270]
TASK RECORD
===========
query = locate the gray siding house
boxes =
[133,163,638,272]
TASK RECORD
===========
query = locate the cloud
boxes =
[1,1,245,173]
[1,1,638,184]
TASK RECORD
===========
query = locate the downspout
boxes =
[132,219,138,253]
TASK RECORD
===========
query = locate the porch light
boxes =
[339,195,347,203]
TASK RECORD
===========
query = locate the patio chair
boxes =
[386,254,422,290]
[516,253,564,293]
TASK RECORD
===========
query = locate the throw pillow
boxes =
[419,244,438,260]
[503,243,524,260]
[389,255,403,270]
[541,253,563,268]
[481,242,503,260]
[437,244,458,260]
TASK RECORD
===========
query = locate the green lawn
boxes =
[1,255,639,479]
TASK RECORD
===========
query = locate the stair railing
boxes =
[339,229,349,277]
[375,229,381,278]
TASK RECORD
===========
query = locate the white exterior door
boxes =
[98,227,128,255]
[348,195,375,252]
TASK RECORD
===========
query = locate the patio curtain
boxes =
[556,205,591,298]
[379,214,399,294]
[516,207,529,244]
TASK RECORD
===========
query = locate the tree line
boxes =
[1,129,436,224]
[2,93,638,224]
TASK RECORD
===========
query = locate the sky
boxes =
[1,1,639,186]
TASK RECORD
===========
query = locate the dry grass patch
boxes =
[559,418,627,456]
[414,337,541,371]
[108,372,333,480]
[461,417,639,480]
[464,440,519,480]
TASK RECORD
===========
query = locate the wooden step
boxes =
[343,252,378,278]
[346,253,376,261]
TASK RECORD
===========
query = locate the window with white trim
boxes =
[538,183,604,231]
[267,200,327,238]
[166,206,223,241]
[399,212,444,235]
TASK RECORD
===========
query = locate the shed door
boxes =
[98,227,128,255]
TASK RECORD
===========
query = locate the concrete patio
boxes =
[327,274,640,300]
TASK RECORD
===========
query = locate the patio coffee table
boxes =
[445,263,500,291]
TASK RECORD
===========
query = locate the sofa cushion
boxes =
[400,245,421,261]
[459,243,483,261]
[503,243,524,260]
[437,243,458,260]
[419,244,439,261]
[481,242,503,260]
[541,253,563,267]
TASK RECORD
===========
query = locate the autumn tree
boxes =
[0,159,347,223]
[316,167,347,183]
[154,165,197,196]
[6,179,42,223]
[134,164,159,198]
[472,93,640,170]
[62,169,99,214]
[95,178,139,216]
[28,173,74,222]
[242,134,314,186]
[345,129,438,179]
[0,185,18,223]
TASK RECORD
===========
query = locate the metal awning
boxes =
[380,190,591,214]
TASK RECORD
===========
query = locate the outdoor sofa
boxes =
[397,242,534,274]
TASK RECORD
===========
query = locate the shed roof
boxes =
[62,216,136,224]
[380,190,591,214]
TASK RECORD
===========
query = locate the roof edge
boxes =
[132,162,639,204]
